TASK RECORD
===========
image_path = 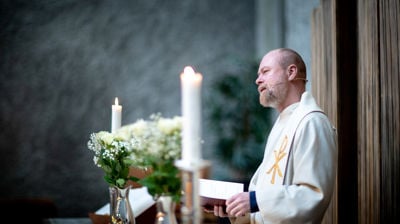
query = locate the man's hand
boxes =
[213,205,230,217]
[226,192,250,217]
[204,192,251,218]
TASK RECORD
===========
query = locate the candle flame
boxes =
[184,66,195,76]
[114,97,119,106]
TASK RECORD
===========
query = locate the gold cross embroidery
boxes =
[266,135,288,184]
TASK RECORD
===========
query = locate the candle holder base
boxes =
[175,160,210,224]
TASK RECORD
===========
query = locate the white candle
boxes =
[180,66,203,163]
[111,97,122,133]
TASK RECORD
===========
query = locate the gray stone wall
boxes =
[283,0,319,90]
[0,0,255,217]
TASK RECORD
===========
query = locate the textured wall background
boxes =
[0,0,255,217]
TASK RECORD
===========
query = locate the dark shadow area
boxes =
[0,198,58,224]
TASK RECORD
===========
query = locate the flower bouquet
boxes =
[116,114,182,202]
[87,131,136,188]
[87,114,183,224]
[87,131,137,224]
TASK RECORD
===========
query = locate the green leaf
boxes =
[103,165,112,173]
[128,176,140,182]
[104,175,114,186]
[116,179,126,188]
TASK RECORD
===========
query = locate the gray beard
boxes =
[260,84,287,109]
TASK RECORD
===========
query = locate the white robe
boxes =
[233,92,337,224]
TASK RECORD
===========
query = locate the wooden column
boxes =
[335,0,358,223]
[377,0,399,222]
[313,0,400,223]
[312,0,358,223]
[357,1,381,223]
[311,0,339,223]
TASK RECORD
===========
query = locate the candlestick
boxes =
[111,97,122,133]
[175,160,210,224]
[180,66,202,163]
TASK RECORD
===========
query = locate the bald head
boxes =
[270,48,307,80]
[256,48,307,111]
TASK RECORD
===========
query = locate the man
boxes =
[213,48,337,223]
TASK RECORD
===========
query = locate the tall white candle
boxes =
[111,97,122,133]
[180,66,203,163]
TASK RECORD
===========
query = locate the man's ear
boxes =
[287,64,298,81]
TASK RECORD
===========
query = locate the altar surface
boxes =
[45,218,91,224]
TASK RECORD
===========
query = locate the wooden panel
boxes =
[313,0,400,223]
[311,0,339,223]
[378,0,400,222]
[311,1,336,116]
[335,0,358,223]
[357,0,381,223]
[312,0,359,223]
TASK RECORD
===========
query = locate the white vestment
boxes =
[233,92,337,224]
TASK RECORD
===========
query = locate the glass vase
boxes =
[109,185,135,224]
[155,195,177,224]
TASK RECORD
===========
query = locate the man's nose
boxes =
[255,75,262,85]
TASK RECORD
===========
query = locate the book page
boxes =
[199,178,243,209]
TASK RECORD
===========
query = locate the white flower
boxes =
[93,156,100,166]
[114,114,183,167]
[157,116,182,134]
[131,119,148,136]
[97,131,115,145]
[87,130,137,188]
[114,126,132,141]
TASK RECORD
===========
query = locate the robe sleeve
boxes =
[229,213,251,224]
[254,112,337,223]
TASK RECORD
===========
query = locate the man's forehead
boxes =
[258,65,271,73]
[258,54,279,71]
[264,51,281,61]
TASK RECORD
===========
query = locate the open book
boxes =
[199,179,244,210]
